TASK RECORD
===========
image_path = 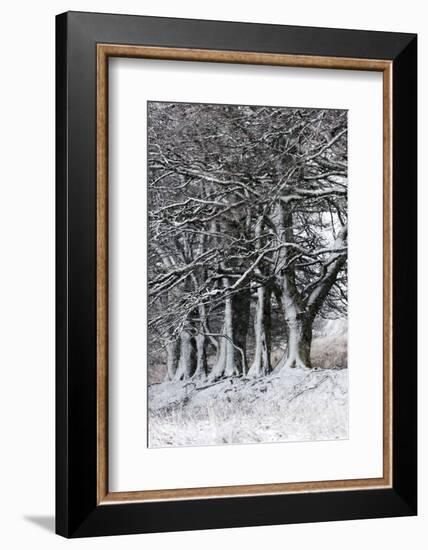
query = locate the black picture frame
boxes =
[56,10,417,538]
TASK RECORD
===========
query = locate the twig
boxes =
[288,375,330,402]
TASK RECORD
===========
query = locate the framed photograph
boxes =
[56,11,417,538]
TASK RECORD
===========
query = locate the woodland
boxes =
[148,102,347,379]
[147,101,348,446]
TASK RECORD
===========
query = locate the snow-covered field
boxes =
[148,366,348,448]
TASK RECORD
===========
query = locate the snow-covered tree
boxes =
[147,102,347,380]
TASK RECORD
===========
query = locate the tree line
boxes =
[147,102,347,381]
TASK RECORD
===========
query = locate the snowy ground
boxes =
[148,366,348,448]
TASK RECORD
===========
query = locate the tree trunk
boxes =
[210,292,236,378]
[165,339,179,381]
[248,285,272,377]
[210,320,228,379]
[272,201,313,369]
[277,273,314,369]
[193,333,208,378]
[210,282,250,379]
[281,312,313,369]
[231,287,251,375]
[174,329,197,380]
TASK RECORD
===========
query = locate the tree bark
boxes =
[193,333,208,378]
[173,329,197,380]
[231,287,251,375]
[210,280,250,379]
[165,339,180,381]
[280,309,313,369]
[248,217,272,377]
[248,285,272,377]
[210,291,236,378]
[272,201,313,369]
[210,320,228,379]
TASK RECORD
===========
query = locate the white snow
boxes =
[148,366,348,448]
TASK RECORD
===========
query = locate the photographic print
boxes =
[147,101,348,448]
[56,14,417,536]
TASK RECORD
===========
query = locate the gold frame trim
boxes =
[96,44,393,505]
